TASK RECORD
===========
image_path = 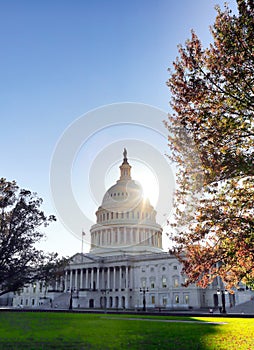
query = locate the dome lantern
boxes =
[119,148,131,181]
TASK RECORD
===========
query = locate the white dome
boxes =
[89,149,163,256]
[101,179,144,212]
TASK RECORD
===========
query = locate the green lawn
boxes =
[0,312,253,349]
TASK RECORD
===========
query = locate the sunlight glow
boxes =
[105,159,159,207]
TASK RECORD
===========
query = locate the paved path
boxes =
[102,317,227,325]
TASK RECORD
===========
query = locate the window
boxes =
[175,295,179,304]
[162,266,166,271]
[33,283,36,293]
[111,212,114,219]
[150,281,155,289]
[163,297,167,306]
[116,212,118,219]
[174,278,179,288]
[151,295,155,304]
[137,212,140,219]
[32,299,35,306]
[107,213,109,220]
[162,277,167,288]
[103,213,105,221]
[39,282,43,293]
[121,212,124,218]
[185,295,189,304]
[150,267,154,272]
[173,265,177,270]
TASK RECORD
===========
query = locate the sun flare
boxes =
[105,159,159,207]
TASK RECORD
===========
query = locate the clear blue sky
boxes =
[1,0,238,256]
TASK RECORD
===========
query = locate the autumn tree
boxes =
[0,178,60,295]
[165,0,254,290]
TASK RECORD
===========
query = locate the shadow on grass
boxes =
[0,312,223,350]
[101,315,222,350]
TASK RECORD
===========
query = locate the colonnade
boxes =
[64,265,132,292]
[90,227,162,248]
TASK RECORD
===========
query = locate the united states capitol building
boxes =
[12,150,252,311]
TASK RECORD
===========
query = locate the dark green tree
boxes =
[0,178,59,295]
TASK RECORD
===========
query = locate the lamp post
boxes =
[140,287,149,311]
[101,289,110,311]
[69,289,73,310]
[217,289,228,313]
[69,288,79,310]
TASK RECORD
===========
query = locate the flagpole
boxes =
[81,229,85,262]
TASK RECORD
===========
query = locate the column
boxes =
[116,227,120,244]
[124,227,127,244]
[108,230,110,245]
[80,269,83,289]
[129,267,132,289]
[97,268,100,290]
[85,269,88,289]
[102,268,105,289]
[69,270,73,290]
[107,268,110,289]
[113,267,116,291]
[126,266,129,289]
[74,269,78,290]
[64,271,68,292]
[119,266,122,290]
[91,268,94,290]
[148,230,152,245]
[159,232,162,248]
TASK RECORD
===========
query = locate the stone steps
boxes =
[52,292,70,309]
[229,298,254,314]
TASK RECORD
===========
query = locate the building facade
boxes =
[13,150,251,310]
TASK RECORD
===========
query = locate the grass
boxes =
[0,311,253,349]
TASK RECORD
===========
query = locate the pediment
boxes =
[69,253,100,265]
